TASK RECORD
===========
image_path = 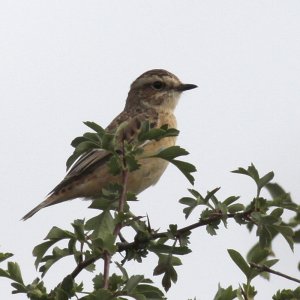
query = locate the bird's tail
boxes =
[21,194,66,221]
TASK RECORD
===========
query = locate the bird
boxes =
[22,69,197,220]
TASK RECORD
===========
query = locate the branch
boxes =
[118,210,252,252]
[113,169,129,236]
[250,262,300,284]
[70,210,252,279]
[70,256,98,279]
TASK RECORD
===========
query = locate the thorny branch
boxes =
[250,262,300,284]
[118,210,253,251]
[69,209,253,279]
[70,209,300,288]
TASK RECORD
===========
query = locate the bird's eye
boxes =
[151,81,165,90]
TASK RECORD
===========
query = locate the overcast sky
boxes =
[1,1,300,299]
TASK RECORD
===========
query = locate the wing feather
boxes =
[49,111,158,195]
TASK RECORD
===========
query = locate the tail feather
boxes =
[22,194,66,221]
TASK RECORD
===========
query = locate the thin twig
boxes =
[71,256,98,279]
[118,232,128,243]
[114,169,129,236]
[240,284,248,300]
[250,262,300,284]
[153,210,252,239]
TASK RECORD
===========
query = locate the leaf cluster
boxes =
[1,122,300,299]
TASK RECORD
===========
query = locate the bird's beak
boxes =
[176,83,198,92]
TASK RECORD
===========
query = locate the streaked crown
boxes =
[125,69,197,111]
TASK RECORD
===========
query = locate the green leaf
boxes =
[258,225,273,249]
[223,196,240,206]
[139,128,165,141]
[72,219,85,241]
[45,227,74,240]
[161,272,171,292]
[153,254,182,276]
[101,133,115,150]
[10,282,27,294]
[126,155,140,172]
[204,187,221,202]
[0,252,13,263]
[179,197,199,219]
[206,224,217,236]
[7,262,23,284]
[138,123,179,142]
[260,215,278,225]
[60,275,74,294]
[188,188,201,198]
[294,230,300,243]
[270,208,284,219]
[76,141,100,153]
[179,197,196,206]
[83,132,101,143]
[273,287,300,300]
[264,258,279,268]
[274,225,294,251]
[92,289,114,300]
[33,241,58,268]
[92,274,104,290]
[228,249,250,279]
[246,243,271,264]
[232,164,259,184]
[149,244,191,255]
[125,275,144,293]
[150,146,196,185]
[109,273,124,292]
[134,284,164,298]
[83,121,105,135]
[0,268,10,279]
[39,247,71,277]
[258,171,274,190]
[170,159,196,185]
[107,155,122,175]
[70,136,89,148]
[265,183,289,199]
[228,203,245,213]
[85,211,115,241]
[214,284,236,300]
[153,146,189,160]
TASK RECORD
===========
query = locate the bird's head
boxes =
[125,69,197,112]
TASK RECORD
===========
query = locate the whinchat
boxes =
[22,69,197,220]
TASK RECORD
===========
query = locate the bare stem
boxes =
[103,251,111,289]
[250,262,300,284]
[114,169,129,236]
[103,140,129,288]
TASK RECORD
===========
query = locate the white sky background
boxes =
[0,1,300,299]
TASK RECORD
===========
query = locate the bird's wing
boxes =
[49,149,111,195]
[49,111,158,195]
